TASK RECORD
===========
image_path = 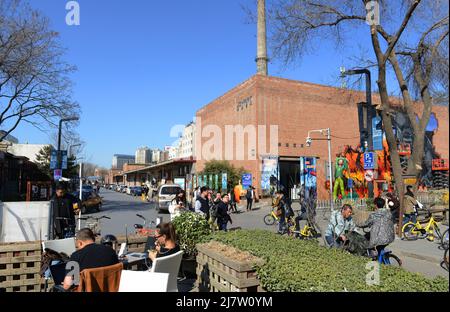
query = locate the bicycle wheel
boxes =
[441,229,449,249]
[386,254,402,267]
[263,214,275,226]
[402,223,419,240]
[444,248,449,270]
[434,225,442,241]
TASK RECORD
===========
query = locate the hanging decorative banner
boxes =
[214,174,219,191]
[222,173,228,191]
[242,173,252,190]
[300,157,317,200]
[372,116,383,151]
[261,156,279,195]
[209,175,213,189]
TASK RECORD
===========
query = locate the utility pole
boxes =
[340,68,375,199]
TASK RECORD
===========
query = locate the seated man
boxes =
[62,228,119,290]
[325,204,355,247]
[356,197,395,257]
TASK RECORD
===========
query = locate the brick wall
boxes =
[196,75,449,199]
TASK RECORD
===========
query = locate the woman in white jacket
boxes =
[169,190,186,221]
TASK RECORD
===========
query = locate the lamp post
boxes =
[306,128,333,212]
[57,117,79,174]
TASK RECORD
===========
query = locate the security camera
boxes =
[306,137,312,147]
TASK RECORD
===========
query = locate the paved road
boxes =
[84,189,449,280]
[78,189,167,237]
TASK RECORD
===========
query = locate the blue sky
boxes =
[11,0,389,168]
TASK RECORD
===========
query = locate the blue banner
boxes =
[372,116,383,151]
[300,157,317,200]
[261,156,279,193]
[222,173,228,191]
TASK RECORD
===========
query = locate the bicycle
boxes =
[263,207,296,234]
[402,210,444,242]
[444,247,449,271]
[441,228,449,249]
[369,246,402,267]
[78,215,111,237]
[54,217,75,239]
[134,214,158,236]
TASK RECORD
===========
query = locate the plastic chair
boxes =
[118,271,169,292]
[150,250,183,292]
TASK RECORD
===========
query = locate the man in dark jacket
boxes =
[51,184,77,239]
[217,194,232,231]
[246,186,255,211]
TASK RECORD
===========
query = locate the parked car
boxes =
[155,184,183,212]
[72,191,102,214]
[122,185,129,194]
[130,186,143,196]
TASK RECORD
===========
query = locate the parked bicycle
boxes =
[369,246,402,267]
[134,214,158,236]
[55,217,75,238]
[402,209,444,242]
[78,215,111,237]
[441,228,449,249]
[444,247,449,271]
[263,206,296,235]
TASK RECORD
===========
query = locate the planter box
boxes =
[195,243,264,292]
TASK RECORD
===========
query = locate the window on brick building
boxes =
[286,143,289,147]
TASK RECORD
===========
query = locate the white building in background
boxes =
[151,149,161,163]
[0,131,19,144]
[7,143,52,163]
[178,122,195,158]
[135,146,151,164]
[168,145,179,160]
[112,154,135,170]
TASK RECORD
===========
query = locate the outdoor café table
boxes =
[120,255,149,271]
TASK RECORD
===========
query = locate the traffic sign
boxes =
[364,152,375,170]
[54,169,62,181]
[364,170,374,182]
[347,178,353,189]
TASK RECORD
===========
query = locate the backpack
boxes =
[345,231,369,256]
[210,203,219,218]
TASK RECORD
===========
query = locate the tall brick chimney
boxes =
[256,0,268,76]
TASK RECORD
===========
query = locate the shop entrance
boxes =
[279,157,300,199]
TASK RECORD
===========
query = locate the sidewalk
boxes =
[230,201,449,280]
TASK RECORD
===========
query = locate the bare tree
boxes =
[0,0,80,142]
[258,0,448,231]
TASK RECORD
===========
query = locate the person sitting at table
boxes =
[148,222,180,261]
[62,228,119,290]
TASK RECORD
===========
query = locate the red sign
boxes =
[432,159,449,171]
[364,170,374,182]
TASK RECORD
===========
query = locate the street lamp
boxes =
[306,128,334,212]
[57,117,79,171]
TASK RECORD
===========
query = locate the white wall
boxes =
[8,144,51,163]
[0,201,51,243]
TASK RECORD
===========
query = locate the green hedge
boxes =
[211,229,449,292]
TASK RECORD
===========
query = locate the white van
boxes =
[156,184,183,212]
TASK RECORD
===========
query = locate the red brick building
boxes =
[195,74,449,199]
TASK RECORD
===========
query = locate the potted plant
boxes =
[172,212,211,278]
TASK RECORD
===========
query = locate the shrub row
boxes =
[211,229,449,292]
